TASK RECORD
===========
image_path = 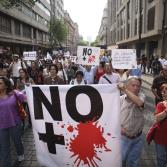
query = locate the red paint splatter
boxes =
[67,125,74,132]
[61,125,65,128]
[69,121,111,167]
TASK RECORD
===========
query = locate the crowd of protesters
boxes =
[0,52,167,167]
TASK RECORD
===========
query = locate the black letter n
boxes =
[33,87,62,121]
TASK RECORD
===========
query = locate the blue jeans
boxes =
[155,143,167,167]
[0,124,24,167]
[121,134,144,167]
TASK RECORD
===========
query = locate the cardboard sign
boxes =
[112,49,137,69]
[77,46,100,65]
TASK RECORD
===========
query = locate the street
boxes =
[9,74,157,167]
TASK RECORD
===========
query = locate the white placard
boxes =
[69,56,77,63]
[77,46,100,65]
[25,84,121,167]
[112,49,137,69]
[23,51,37,61]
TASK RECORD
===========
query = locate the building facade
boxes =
[0,0,51,55]
[98,5,108,48]
[103,0,166,58]
[64,10,79,55]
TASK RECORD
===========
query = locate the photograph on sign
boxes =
[25,84,121,167]
[77,46,100,66]
[112,49,137,69]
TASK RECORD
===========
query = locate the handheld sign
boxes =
[112,49,137,69]
[23,51,37,61]
[25,84,121,167]
[70,56,77,63]
[77,46,100,65]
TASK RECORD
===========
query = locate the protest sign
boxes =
[23,51,37,61]
[26,84,121,167]
[77,46,100,65]
[112,49,137,69]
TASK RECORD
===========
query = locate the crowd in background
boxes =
[0,52,167,167]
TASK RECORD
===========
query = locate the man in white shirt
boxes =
[9,54,26,87]
[79,65,97,84]
[98,63,120,84]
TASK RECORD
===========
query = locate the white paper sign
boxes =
[112,49,137,69]
[69,56,77,63]
[77,46,100,65]
[23,51,37,61]
[25,84,121,167]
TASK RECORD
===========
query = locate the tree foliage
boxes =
[0,0,39,9]
[77,40,89,46]
[91,37,100,47]
[49,17,67,49]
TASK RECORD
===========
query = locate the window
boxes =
[0,13,11,33]
[134,19,137,35]
[38,31,43,41]
[14,20,20,35]
[23,24,31,38]
[147,7,155,30]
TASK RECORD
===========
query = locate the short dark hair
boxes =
[49,64,58,73]
[75,70,84,78]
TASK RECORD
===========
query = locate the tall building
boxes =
[0,0,51,55]
[50,0,64,19]
[105,0,166,58]
[64,10,79,55]
[98,5,108,48]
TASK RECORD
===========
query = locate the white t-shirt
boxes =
[98,73,120,84]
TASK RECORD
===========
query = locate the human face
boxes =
[50,67,57,76]
[126,79,141,95]
[0,79,7,91]
[76,74,83,83]
[105,64,112,74]
[19,70,26,78]
[161,87,167,100]
[162,68,167,77]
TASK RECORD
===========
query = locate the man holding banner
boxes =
[118,76,145,167]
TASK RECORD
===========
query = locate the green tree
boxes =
[49,17,67,49]
[91,36,100,47]
[77,40,89,46]
[0,0,39,8]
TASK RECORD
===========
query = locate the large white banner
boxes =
[26,84,121,167]
[77,46,100,65]
[112,49,137,69]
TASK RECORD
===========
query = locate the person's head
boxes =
[99,61,105,68]
[49,64,58,76]
[75,70,84,83]
[162,61,167,77]
[117,69,125,74]
[85,65,91,72]
[126,76,142,95]
[2,68,10,78]
[0,76,13,94]
[31,61,37,68]
[160,83,167,100]
[13,54,19,62]
[105,63,112,74]
[19,68,28,79]
[57,62,63,70]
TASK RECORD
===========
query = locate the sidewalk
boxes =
[10,74,157,167]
